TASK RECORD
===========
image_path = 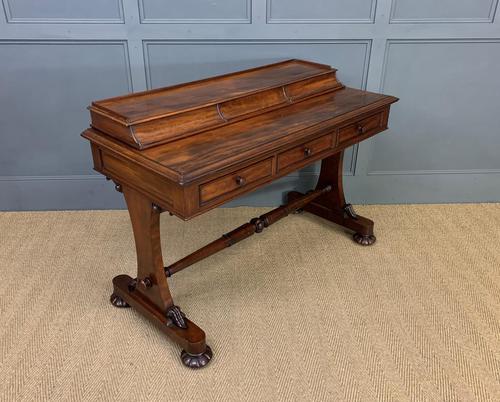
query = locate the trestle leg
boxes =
[287,150,376,246]
[110,186,212,368]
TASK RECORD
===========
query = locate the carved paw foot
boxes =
[181,345,213,369]
[353,233,376,246]
[110,293,130,308]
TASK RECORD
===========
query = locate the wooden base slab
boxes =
[111,274,212,368]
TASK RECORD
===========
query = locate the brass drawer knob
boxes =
[303,147,312,157]
[357,124,366,134]
[235,175,246,186]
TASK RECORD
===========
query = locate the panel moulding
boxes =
[266,0,377,24]
[138,0,251,24]
[389,0,498,24]
[371,38,500,176]
[2,0,125,24]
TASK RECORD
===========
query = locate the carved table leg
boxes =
[287,150,376,246]
[110,185,212,368]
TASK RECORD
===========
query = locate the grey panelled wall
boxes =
[1,0,499,211]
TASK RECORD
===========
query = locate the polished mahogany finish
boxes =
[165,185,332,278]
[82,59,398,368]
[89,60,343,149]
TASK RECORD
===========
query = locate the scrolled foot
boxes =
[110,293,130,308]
[181,345,213,369]
[166,305,187,329]
[353,233,376,246]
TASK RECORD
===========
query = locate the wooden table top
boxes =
[84,87,396,184]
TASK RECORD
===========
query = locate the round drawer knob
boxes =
[235,176,246,186]
[303,147,312,157]
[357,125,365,134]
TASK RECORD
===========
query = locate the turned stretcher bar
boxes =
[164,184,332,277]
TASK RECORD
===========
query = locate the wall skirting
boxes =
[2,172,499,211]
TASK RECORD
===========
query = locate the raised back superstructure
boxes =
[88,59,343,149]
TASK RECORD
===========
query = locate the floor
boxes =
[0,204,499,402]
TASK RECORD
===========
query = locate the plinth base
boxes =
[110,274,212,367]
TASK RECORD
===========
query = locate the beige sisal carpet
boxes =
[0,205,499,402]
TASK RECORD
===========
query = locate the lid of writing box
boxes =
[88,59,344,149]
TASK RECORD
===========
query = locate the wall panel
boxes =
[0,41,131,177]
[267,0,376,23]
[368,39,500,175]
[144,40,370,90]
[1,0,499,209]
[139,0,251,24]
[389,0,498,23]
[2,0,124,23]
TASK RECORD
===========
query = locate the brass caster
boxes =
[353,233,376,246]
[110,293,130,308]
[180,345,213,369]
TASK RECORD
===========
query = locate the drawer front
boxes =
[338,111,384,145]
[200,158,273,204]
[277,133,333,172]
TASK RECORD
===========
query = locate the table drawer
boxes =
[338,111,384,145]
[200,158,273,204]
[277,133,334,172]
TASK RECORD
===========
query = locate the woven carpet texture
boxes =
[0,204,499,402]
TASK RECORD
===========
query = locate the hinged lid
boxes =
[88,59,344,149]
